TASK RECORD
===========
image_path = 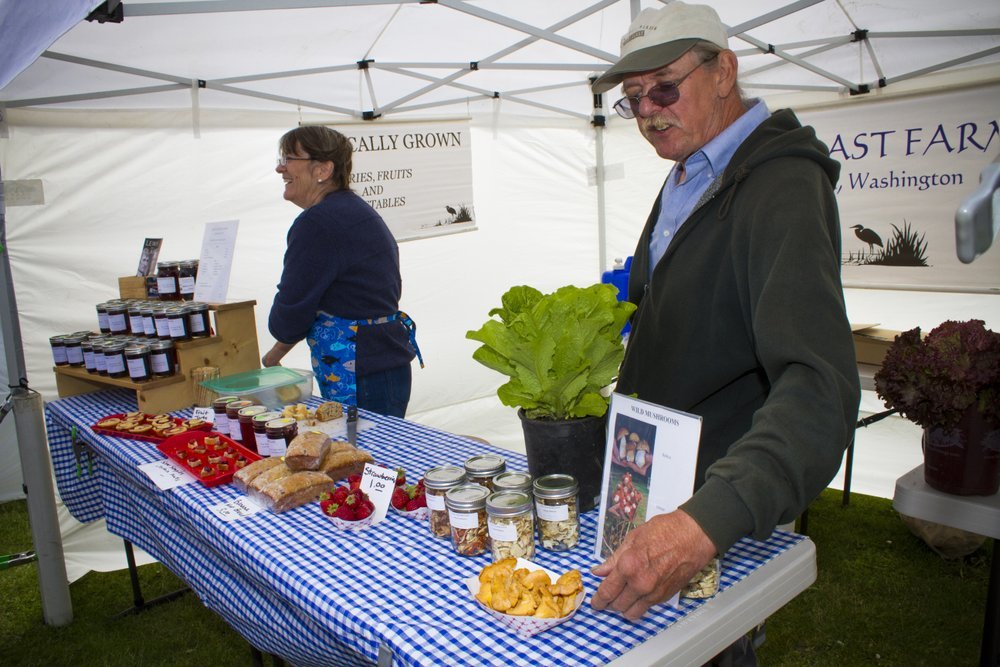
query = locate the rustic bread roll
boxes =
[232,457,285,493]
[315,401,343,422]
[256,471,334,514]
[319,447,374,481]
[247,462,292,495]
[285,431,332,471]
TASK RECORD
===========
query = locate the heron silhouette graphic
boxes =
[851,225,883,254]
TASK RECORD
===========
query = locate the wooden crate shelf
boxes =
[54,296,261,413]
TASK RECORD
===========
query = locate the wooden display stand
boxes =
[54,280,261,413]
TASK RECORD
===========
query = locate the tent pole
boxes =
[593,87,608,278]
[0,179,73,626]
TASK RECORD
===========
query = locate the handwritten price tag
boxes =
[210,495,265,522]
[360,463,397,524]
[191,406,215,424]
[139,459,196,490]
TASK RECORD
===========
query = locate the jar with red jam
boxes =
[178,260,198,300]
[212,396,240,435]
[156,261,181,301]
[236,405,269,452]
[96,303,111,334]
[125,343,153,382]
[166,306,191,341]
[252,411,283,455]
[106,302,129,335]
[187,302,211,338]
[49,335,68,367]
[103,341,128,379]
[264,417,298,457]
[149,339,177,377]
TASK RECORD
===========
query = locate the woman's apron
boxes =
[306,310,423,405]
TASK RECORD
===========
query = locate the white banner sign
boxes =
[331,119,476,242]
[800,84,999,292]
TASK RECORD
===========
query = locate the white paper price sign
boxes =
[191,406,215,424]
[360,463,397,523]
[210,495,265,522]
[139,459,197,490]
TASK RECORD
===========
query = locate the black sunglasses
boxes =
[612,54,718,119]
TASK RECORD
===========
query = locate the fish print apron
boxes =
[307,310,424,405]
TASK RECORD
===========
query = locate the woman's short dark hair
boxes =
[278,125,353,191]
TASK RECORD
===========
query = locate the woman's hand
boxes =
[262,341,295,367]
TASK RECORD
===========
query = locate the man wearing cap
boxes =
[588,1,860,655]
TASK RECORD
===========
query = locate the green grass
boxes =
[1,489,992,665]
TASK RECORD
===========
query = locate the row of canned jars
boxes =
[50,331,179,382]
[424,455,580,560]
[154,259,199,301]
[96,299,212,342]
[210,396,300,458]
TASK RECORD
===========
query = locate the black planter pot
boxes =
[518,409,608,512]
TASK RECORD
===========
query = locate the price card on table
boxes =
[191,406,215,424]
[210,495,265,522]
[140,459,197,490]
[360,463,396,523]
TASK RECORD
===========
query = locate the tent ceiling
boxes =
[1,0,998,119]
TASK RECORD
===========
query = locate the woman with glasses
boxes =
[262,125,421,418]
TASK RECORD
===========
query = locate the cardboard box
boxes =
[851,323,902,366]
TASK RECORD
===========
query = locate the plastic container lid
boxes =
[199,367,314,408]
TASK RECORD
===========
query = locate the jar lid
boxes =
[106,302,128,312]
[265,417,297,429]
[158,261,181,268]
[226,400,256,412]
[180,259,198,267]
[423,464,467,490]
[49,335,67,344]
[532,474,578,499]
[103,342,126,352]
[444,483,490,510]
[124,344,150,355]
[493,471,533,492]
[486,490,532,516]
[252,411,283,424]
[165,307,187,315]
[187,302,209,312]
[212,396,240,408]
[238,405,269,418]
[96,302,109,311]
[149,339,175,351]
[464,454,506,477]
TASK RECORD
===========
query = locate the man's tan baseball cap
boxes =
[591,2,729,94]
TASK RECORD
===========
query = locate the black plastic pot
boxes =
[518,409,608,512]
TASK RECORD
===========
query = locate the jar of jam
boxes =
[178,260,198,300]
[212,396,240,436]
[149,339,177,377]
[81,338,96,373]
[127,303,145,337]
[464,454,506,491]
[156,261,181,300]
[106,302,129,335]
[225,400,257,441]
[63,334,87,367]
[493,470,533,494]
[140,303,157,337]
[49,335,68,366]
[95,303,111,334]
[187,302,211,338]
[251,411,282,455]
[103,341,128,379]
[264,417,298,457]
[422,465,467,539]
[237,405,269,453]
[125,344,152,382]
[487,490,535,561]
[92,340,109,375]
[151,306,172,340]
[444,483,491,557]
[533,474,580,551]
[166,306,191,341]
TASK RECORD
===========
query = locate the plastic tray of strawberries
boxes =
[92,412,212,443]
[156,431,261,487]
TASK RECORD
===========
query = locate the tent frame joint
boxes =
[851,29,869,43]
[357,59,374,70]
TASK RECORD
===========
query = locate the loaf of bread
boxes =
[315,401,344,421]
[232,457,284,493]
[247,462,292,495]
[319,447,374,481]
[256,471,334,513]
[285,431,332,471]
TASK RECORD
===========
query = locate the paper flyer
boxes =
[193,219,239,303]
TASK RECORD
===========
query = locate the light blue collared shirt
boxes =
[648,99,770,279]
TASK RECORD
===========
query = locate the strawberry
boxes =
[347,473,362,491]
[322,502,339,516]
[404,497,423,512]
[319,491,332,503]
[354,501,374,520]
[412,493,427,508]
[391,486,409,510]
[331,486,349,504]
[395,467,407,487]
[333,504,356,521]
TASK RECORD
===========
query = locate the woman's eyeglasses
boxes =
[276,155,313,167]
[612,54,718,119]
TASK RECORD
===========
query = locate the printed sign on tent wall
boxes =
[331,119,475,242]
[800,83,999,292]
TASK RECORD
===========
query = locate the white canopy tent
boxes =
[1,0,999,584]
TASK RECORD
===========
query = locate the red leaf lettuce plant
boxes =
[874,319,1000,430]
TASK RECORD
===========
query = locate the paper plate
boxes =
[324,513,376,531]
[465,558,586,638]
[390,504,430,521]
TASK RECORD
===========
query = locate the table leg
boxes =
[981,538,999,667]
[115,540,189,617]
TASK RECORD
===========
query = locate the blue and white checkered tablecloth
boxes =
[45,390,805,666]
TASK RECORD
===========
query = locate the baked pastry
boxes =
[256,471,334,513]
[319,446,373,481]
[314,401,343,422]
[203,435,220,446]
[247,463,292,495]
[285,431,332,471]
[129,424,152,434]
[232,457,285,492]
[184,418,207,428]
[97,418,121,428]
